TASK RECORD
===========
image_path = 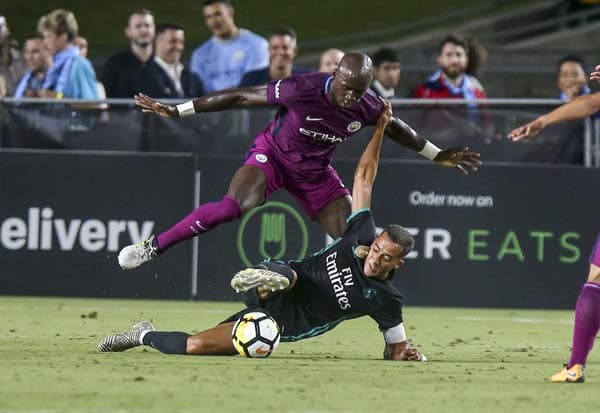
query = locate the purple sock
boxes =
[156,195,241,251]
[569,282,600,367]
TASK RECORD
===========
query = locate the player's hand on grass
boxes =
[399,347,427,362]
[433,147,481,175]
[590,65,600,83]
[135,93,179,118]
[507,117,546,142]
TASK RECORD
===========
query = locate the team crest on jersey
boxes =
[255,154,268,163]
[347,121,362,133]
[363,288,376,300]
[353,245,369,259]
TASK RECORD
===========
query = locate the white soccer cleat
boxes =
[98,321,155,352]
[118,235,159,270]
[231,268,290,293]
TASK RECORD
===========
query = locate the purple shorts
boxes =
[244,141,350,220]
[590,233,600,266]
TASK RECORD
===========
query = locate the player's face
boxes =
[126,14,155,47]
[363,232,405,279]
[329,68,370,108]
[204,3,236,39]
[24,39,48,71]
[438,42,468,80]
[558,61,587,99]
[269,34,297,69]
[374,61,401,89]
[155,29,185,64]
[41,30,69,56]
[319,50,344,73]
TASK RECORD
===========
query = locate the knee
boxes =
[237,196,261,213]
[186,335,207,355]
[588,263,600,283]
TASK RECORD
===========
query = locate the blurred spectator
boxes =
[74,34,106,99]
[143,23,204,98]
[557,55,590,102]
[74,35,88,57]
[239,27,308,87]
[102,9,155,98]
[38,9,99,99]
[370,47,401,99]
[14,33,52,98]
[190,0,269,93]
[412,33,487,100]
[319,48,344,73]
[0,15,27,96]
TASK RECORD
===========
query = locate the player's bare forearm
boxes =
[542,92,600,126]
[384,117,427,152]
[191,85,270,112]
[354,101,391,185]
[509,92,600,141]
[135,85,270,118]
[385,116,481,175]
[352,100,392,211]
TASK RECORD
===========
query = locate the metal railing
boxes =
[1,98,597,167]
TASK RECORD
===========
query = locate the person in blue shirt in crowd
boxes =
[239,27,309,87]
[557,55,592,102]
[14,33,52,98]
[190,0,269,93]
[37,9,99,99]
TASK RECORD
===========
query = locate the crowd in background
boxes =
[0,0,596,104]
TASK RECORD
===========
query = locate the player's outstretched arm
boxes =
[385,116,481,175]
[508,91,600,142]
[134,85,270,118]
[351,99,392,212]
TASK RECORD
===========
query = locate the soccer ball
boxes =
[232,311,280,358]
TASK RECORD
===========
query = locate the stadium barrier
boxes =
[1,98,598,165]
[0,149,198,299]
[1,99,599,308]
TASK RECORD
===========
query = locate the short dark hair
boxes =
[127,9,154,27]
[156,22,186,37]
[557,55,587,74]
[203,0,232,6]
[270,27,297,41]
[439,33,468,54]
[383,225,415,258]
[23,32,43,44]
[372,47,400,67]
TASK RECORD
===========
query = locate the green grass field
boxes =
[1,296,597,413]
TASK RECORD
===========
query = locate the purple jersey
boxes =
[262,72,384,175]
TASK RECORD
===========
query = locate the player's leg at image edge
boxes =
[551,259,600,383]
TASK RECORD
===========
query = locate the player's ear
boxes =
[394,259,405,270]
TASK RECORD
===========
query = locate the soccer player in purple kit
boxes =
[508,64,600,383]
[120,52,480,270]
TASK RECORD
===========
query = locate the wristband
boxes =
[418,141,442,160]
[176,100,196,117]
